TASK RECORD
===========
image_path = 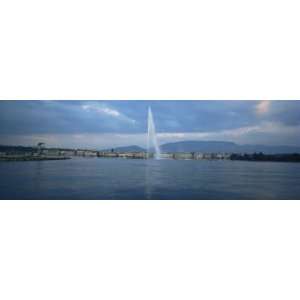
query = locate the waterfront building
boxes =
[202,153,212,159]
[75,150,85,156]
[173,152,194,160]
[132,152,147,159]
[160,153,174,159]
[83,150,97,157]
[194,153,204,160]
[99,152,119,158]
[47,149,61,156]
[61,150,76,156]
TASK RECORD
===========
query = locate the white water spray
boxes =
[147,107,161,159]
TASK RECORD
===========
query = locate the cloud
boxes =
[2,121,299,148]
[255,100,271,115]
[157,121,300,146]
[82,104,120,117]
[157,125,260,142]
[1,101,300,147]
[0,133,146,149]
[81,103,136,124]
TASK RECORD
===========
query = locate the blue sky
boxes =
[0,100,299,149]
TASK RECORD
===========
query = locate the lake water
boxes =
[0,158,300,199]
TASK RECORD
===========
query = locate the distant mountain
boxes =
[101,145,146,152]
[160,141,300,154]
[102,141,300,154]
[160,141,237,152]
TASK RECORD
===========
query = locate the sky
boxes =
[0,100,300,149]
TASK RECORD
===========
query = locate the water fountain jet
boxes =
[147,107,161,159]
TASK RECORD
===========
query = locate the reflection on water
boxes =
[0,158,299,199]
[145,159,163,199]
[33,161,43,193]
[145,160,152,200]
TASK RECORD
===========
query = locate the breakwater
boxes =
[0,155,71,161]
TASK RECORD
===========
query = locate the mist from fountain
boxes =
[147,107,161,159]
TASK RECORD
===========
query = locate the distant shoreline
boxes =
[230,153,300,163]
[1,153,300,163]
[0,155,71,161]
